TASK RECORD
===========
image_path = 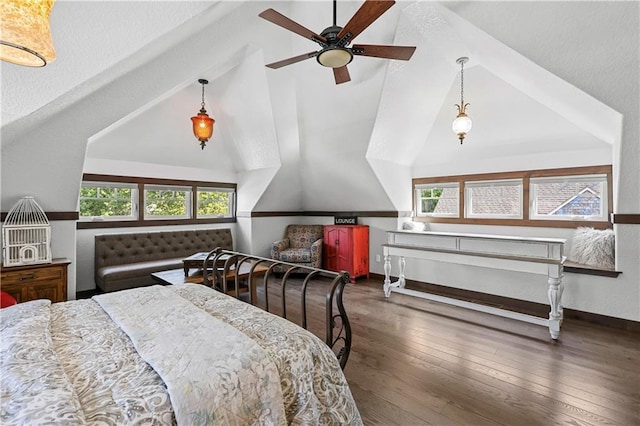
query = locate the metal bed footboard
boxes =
[202,248,353,370]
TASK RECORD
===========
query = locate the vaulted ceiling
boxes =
[1,1,632,214]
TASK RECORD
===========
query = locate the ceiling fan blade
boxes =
[266,51,318,69]
[352,44,416,60]
[259,9,327,44]
[337,0,395,43]
[333,66,351,84]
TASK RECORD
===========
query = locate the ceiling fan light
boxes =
[317,48,352,68]
[0,0,56,67]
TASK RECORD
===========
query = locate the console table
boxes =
[382,231,566,339]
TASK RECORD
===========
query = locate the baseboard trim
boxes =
[369,273,639,332]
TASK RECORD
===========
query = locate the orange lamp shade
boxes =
[191,110,215,142]
[0,0,56,67]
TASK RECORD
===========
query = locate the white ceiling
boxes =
[1,1,626,212]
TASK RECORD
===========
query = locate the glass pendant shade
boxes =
[452,113,472,134]
[317,48,352,68]
[191,110,215,142]
[0,0,56,67]
[452,113,472,144]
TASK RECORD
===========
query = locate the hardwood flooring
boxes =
[260,277,640,425]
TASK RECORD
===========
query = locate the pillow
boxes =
[401,221,427,232]
[569,227,615,269]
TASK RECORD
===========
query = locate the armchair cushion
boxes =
[279,248,312,263]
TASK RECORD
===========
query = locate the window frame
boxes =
[77,174,237,229]
[529,174,609,222]
[79,181,138,221]
[464,178,523,219]
[196,187,236,219]
[143,184,192,220]
[412,165,613,229]
[414,182,460,218]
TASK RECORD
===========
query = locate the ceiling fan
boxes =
[259,0,416,85]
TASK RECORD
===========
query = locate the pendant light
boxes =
[0,0,57,67]
[191,79,215,150]
[452,57,472,144]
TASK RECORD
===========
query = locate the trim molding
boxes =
[250,210,398,218]
[1,211,79,221]
[612,214,640,224]
[370,273,639,332]
[76,217,235,229]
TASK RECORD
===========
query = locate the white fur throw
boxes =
[402,221,428,232]
[569,227,615,269]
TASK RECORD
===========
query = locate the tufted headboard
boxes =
[95,229,233,271]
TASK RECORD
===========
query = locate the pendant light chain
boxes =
[460,58,465,106]
[201,83,206,110]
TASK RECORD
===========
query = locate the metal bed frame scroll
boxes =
[202,248,353,370]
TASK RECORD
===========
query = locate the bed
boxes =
[1,250,362,425]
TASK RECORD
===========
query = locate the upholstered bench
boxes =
[95,229,232,292]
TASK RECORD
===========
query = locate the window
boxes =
[80,182,137,220]
[77,174,237,228]
[465,179,523,219]
[530,174,608,221]
[412,165,612,228]
[415,183,459,217]
[197,188,235,218]
[144,185,191,219]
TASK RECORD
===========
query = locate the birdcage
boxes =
[2,196,52,267]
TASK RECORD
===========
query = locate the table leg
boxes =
[547,265,564,339]
[383,253,392,297]
[383,251,406,298]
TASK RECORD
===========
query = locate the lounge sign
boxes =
[334,216,357,225]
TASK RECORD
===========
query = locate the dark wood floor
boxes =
[335,279,640,426]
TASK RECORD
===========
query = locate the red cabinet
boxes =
[323,225,369,283]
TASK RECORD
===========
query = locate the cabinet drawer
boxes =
[1,266,62,285]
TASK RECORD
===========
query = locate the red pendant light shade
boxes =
[191,79,215,149]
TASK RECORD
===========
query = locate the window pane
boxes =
[79,183,136,220]
[415,184,459,217]
[197,188,233,218]
[145,186,191,219]
[531,175,606,221]
[466,180,522,218]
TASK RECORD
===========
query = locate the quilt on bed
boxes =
[1,284,362,425]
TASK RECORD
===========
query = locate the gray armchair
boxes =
[271,224,324,269]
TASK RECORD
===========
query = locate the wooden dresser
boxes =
[1,258,70,303]
[323,225,369,283]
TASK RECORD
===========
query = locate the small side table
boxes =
[0,258,71,303]
[182,252,230,276]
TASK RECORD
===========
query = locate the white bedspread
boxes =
[94,286,287,425]
[1,284,362,425]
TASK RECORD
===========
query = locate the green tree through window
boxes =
[198,190,231,217]
[80,186,133,218]
[145,189,189,217]
[421,188,443,213]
